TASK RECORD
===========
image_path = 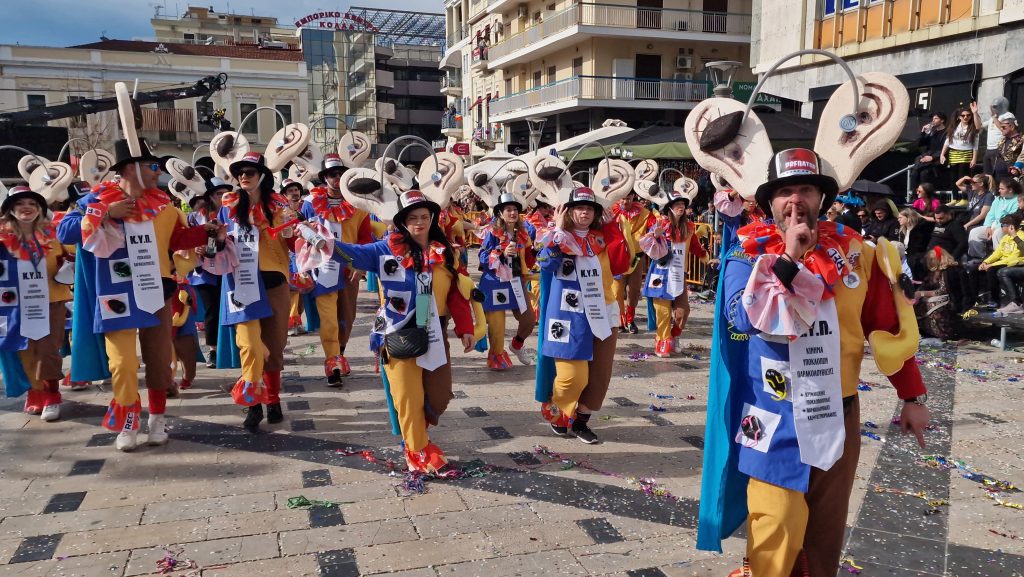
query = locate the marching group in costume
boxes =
[0,52,935,575]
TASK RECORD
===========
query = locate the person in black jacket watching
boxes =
[910,112,949,192]
[863,200,900,242]
[899,208,934,279]
[927,204,968,261]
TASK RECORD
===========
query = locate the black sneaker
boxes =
[205,350,217,369]
[266,403,283,424]
[243,404,264,433]
[550,422,573,437]
[618,325,628,334]
[326,370,343,388]
[627,321,639,334]
[572,423,600,444]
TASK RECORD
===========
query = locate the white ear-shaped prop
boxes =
[265,123,311,172]
[18,155,48,181]
[684,97,773,202]
[815,72,910,192]
[510,173,534,203]
[165,158,207,197]
[114,82,142,157]
[167,179,193,204]
[634,179,668,206]
[214,162,238,187]
[674,176,699,204]
[210,131,250,171]
[528,155,572,207]
[634,159,659,183]
[417,152,462,210]
[338,168,400,223]
[292,140,324,175]
[293,164,315,188]
[593,158,636,203]
[338,131,372,168]
[29,161,74,204]
[467,169,501,208]
[79,148,115,187]
[376,157,417,192]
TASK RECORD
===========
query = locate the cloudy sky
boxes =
[8,0,445,47]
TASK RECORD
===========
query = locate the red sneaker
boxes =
[405,442,448,474]
[178,378,193,390]
[339,355,351,376]
[24,390,46,415]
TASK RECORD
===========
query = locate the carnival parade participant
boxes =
[0,185,73,421]
[282,179,312,335]
[684,67,928,576]
[308,153,373,386]
[169,252,200,393]
[478,192,537,369]
[535,187,630,444]
[71,137,221,451]
[639,179,713,358]
[525,198,554,313]
[189,177,231,368]
[212,152,294,432]
[611,190,655,334]
[331,186,478,473]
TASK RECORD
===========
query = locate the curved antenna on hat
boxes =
[0,146,56,184]
[742,49,861,133]
[560,140,612,179]
[482,158,530,184]
[191,144,209,165]
[57,138,92,164]
[236,106,289,141]
[308,114,349,148]
[658,167,686,188]
[378,135,441,186]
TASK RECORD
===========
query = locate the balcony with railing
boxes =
[488,3,751,67]
[441,113,464,135]
[470,46,490,70]
[440,72,463,96]
[489,75,710,120]
[140,107,197,144]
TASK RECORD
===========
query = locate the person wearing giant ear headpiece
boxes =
[320,155,486,473]
[685,54,930,576]
[186,175,233,369]
[307,137,375,387]
[0,179,73,422]
[636,176,714,358]
[64,83,224,451]
[531,153,632,445]
[612,160,659,335]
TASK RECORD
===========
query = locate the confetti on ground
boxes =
[987,494,1024,511]
[871,485,949,508]
[650,393,674,399]
[686,394,697,400]
[990,528,1024,540]
[286,496,342,509]
[534,445,681,502]
[629,352,651,361]
[860,430,881,441]
[296,344,319,358]
[648,404,667,412]
[921,455,1020,492]
[863,421,878,429]
[336,448,489,496]
[156,547,198,575]
[840,557,863,574]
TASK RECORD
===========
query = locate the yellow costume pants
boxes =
[19,301,69,390]
[526,276,540,313]
[652,291,690,341]
[484,280,536,355]
[551,331,618,417]
[104,297,174,406]
[611,257,646,316]
[235,283,290,383]
[339,273,363,353]
[746,396,860,577]
[289,291,302,320]
[382,331,453,453]
[315,290,345,358]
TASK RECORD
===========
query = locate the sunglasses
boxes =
[146,162,161,172]
[961,114,972,118]
[324,171,343,179]
[238,168,259,178]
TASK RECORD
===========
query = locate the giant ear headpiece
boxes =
[338,168,400,223]
[291,140,324,176]
[338,131,373,168]
[78,148,115,187]
[265,122,312,172]
[593,158,636,203]
[210,131,251,173]
[528,154,572,207]
[165,158,207,198]
[375,157,417,192]
[417,151,463,210]
[632,159,659,195]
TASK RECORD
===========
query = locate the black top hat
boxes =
[2,185,48,215]
[492,192,523,216]
[111,138,161,172]
[318,153,347,181]
[394,189,440,226]
[754,148,838,216]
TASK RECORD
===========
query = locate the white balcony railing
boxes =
[488,3,752,62]
[489,76,710,116]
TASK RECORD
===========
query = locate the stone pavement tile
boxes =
[402,487,467,517]
[354,531,497,574]
[843,528,945,575]
[0,505,144,539]
[0,538,20,564]
[141,492,277,524]
[0,480,30,501]
[54,519,207,557]
[338,497,407,524]
[604,514,693,541]
[366,569,436,577]
[435,549,588,577]
[124,533,279,576]
[456,487,530,509]
[482,521,594,556]
[529,500,598,523]
[0,495,45,519]
[200,554,321,577]
[274,481,396,509]
[412,503,540,539]
[0,550,129,577]
[946,543,1024,577]
[279,518,419,556]
[9,534,63,563]
[206,508,310,540]
[571,534,704,574]
[946,492,1024,556]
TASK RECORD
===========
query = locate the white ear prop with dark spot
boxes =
[339,168,400,223]
[376,157,417,192]
[634,179,666,205]
[265,123,311,172]
[594,159,635,203]
[510,173,534,203]
[528,155,572,207]
[684,97,772,202]
[338,131,372,168]
[210,131,250,172]
[467,169,501,207]
[29,161,73,204]
[18,155,48,181]
[417,152,462,210]
[634,159,659,184]
[79,149,115,187]
[674,177,699,204]
[815,72,909,191]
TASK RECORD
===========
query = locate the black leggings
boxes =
[196,282,221,348]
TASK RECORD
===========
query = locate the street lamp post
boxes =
[705,60,744,98]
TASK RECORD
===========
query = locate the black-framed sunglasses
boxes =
[324,170,343,179]
[146,162,161,172]
[238,168,259,177]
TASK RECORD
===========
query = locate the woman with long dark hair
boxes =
[0,185,72,421]
[639,182,712,358]
[332,190,477,473]
[941,107,979,205]
[211,153,294,433]
[478,192,537,369]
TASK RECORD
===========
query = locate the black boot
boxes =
[326,369,343,388]
[243,404,264,433]
[206,349,217,369]
[571,412,599,444]
[627,320,639,334]
[266,403,283,424]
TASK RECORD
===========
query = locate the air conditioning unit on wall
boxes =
[517,5,528,19]
[676,56,692,70]
[673,72,693,81]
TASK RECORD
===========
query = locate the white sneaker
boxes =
[40,403,60,422]
[1005,303,1023,315]
[288,327,299,336]
[115,431,138,452]
[146,414,169,446]
[510,345,535,366]
[673,337,682,352]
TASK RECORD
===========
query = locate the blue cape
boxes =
[0,350,31,398]
[69,246,110,382]
[534,270,556,402]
